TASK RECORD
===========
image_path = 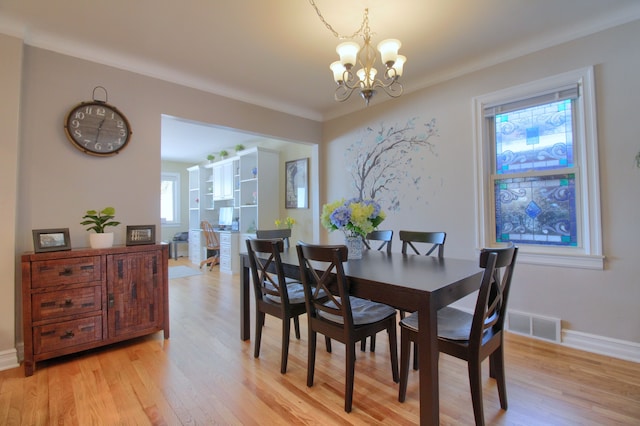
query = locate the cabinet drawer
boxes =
[31,256,101,288]
[32,286,102,321]
[220,255,231,270]
[33,315,103,354]
[220,233,232,245]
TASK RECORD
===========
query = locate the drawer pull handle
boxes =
[64,299,73,307]
[60,331,75,339]
[80,265,94,271]
[59,268,73,276]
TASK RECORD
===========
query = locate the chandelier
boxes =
[309,1,406,106]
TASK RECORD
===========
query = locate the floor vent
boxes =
[507,310,561,342]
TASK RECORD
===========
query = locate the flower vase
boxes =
[89,232,114,249]
[345,235,363,260]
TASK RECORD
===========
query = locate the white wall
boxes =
[4,44,321,367]
[322,20,640,348]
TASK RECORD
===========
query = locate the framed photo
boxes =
[285,158,309,209]
[126,225,156,246]
[32,228,71,253]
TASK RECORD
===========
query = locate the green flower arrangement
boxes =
[321,198,385,238]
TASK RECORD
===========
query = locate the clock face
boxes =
[64,101,132,156]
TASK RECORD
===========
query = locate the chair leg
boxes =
[398,326,411,402]
[387,321,399,383]
[412,342,419,371]
[468,358,486,426]
[325,336,332,353]
[360,338,367,352]
[490,348,508,410]
[344,343,356,413]
[307,330,317,387]
[281,317,291,374]
[293,315,301,340]
[370,334,376,352]
[254,311,265,359]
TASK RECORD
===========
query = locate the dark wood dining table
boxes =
[239,248,483,426]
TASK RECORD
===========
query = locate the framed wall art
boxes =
[32,228,71,253]
[285,157,309,209]
[126,225,156,246]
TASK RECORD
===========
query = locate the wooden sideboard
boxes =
[21,243,169,376]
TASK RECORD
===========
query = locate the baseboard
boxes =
[562,329,640,363]
[0,348,20,372]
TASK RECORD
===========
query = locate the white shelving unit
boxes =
[238,147,279,234]
[187,165,201,265]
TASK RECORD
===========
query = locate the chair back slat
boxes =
[201,221,220,249]
[256,229,292,249]
[472,245,518,343]
[246,238,290,305]
[399,231,446,258]
[296,243,353,327]
[364,230,393,254]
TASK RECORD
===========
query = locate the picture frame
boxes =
[126,225,156,246]
[32,228,71,253]
[285,157,309,209]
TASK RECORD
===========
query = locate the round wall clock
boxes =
[63,87,132,156]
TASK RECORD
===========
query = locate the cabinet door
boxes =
[107,251,163,338]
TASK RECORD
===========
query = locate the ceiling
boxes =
[2,0,640,161]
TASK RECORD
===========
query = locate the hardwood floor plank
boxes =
[1,258,639,425]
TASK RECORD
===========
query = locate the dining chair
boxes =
[246,238,307,374]
[399,230,447,367]
[398,245,518,426]
[363,229,393,254]
[399,230,446,258]
[256,228,292,249]
[360,229,394,352]
[199,221,220,270]
[296,242,399,413]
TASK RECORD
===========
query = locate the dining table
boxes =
[239,248,483,426]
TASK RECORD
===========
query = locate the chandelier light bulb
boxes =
[393,55,406,77]
[357,67,377,85]
[377,39,401,67]
[336,41,360,69]
[330,61,346,83]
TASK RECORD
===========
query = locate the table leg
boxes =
[418,296,439,425]
[240,261,251,340]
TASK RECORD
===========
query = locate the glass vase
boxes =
[345,235,363,260]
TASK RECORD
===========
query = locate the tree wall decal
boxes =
[344,117,439,211]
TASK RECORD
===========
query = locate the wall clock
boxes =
[63,86,132,156]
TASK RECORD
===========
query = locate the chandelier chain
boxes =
[308,0,368,40]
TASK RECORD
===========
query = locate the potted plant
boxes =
[81,207,120,249]
[207,154,215,163]
[219,150,229,159]
[235,144,245,152]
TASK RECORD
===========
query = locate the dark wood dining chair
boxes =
[399,230,446,258]
[398,245,518,426]
[363,229,393,254]
[399,230,447,366]
[199,221,220,270]
[246,238,307,374]
[360,229,394,352]
[256,228,292,249]
[296,242,399,413]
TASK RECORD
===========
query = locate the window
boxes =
[161,172,180,226]
[473,67,603,269]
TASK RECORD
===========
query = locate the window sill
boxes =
[517,251,604,270]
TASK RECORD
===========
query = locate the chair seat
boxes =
[320,296,396,325]
[264,281,306,305]
[400,307,473,341]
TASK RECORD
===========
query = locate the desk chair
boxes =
[398,245,518,426]
[199,221,220,271]
[296,242,399,413]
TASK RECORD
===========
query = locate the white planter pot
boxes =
[89,232,114,249]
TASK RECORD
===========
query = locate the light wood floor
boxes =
[2,258,639,425]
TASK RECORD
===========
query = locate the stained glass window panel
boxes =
[495,100,574,174]
[494,174,577,246]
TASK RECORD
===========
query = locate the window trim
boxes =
[161,172,181,226]
[473,67,603,269]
